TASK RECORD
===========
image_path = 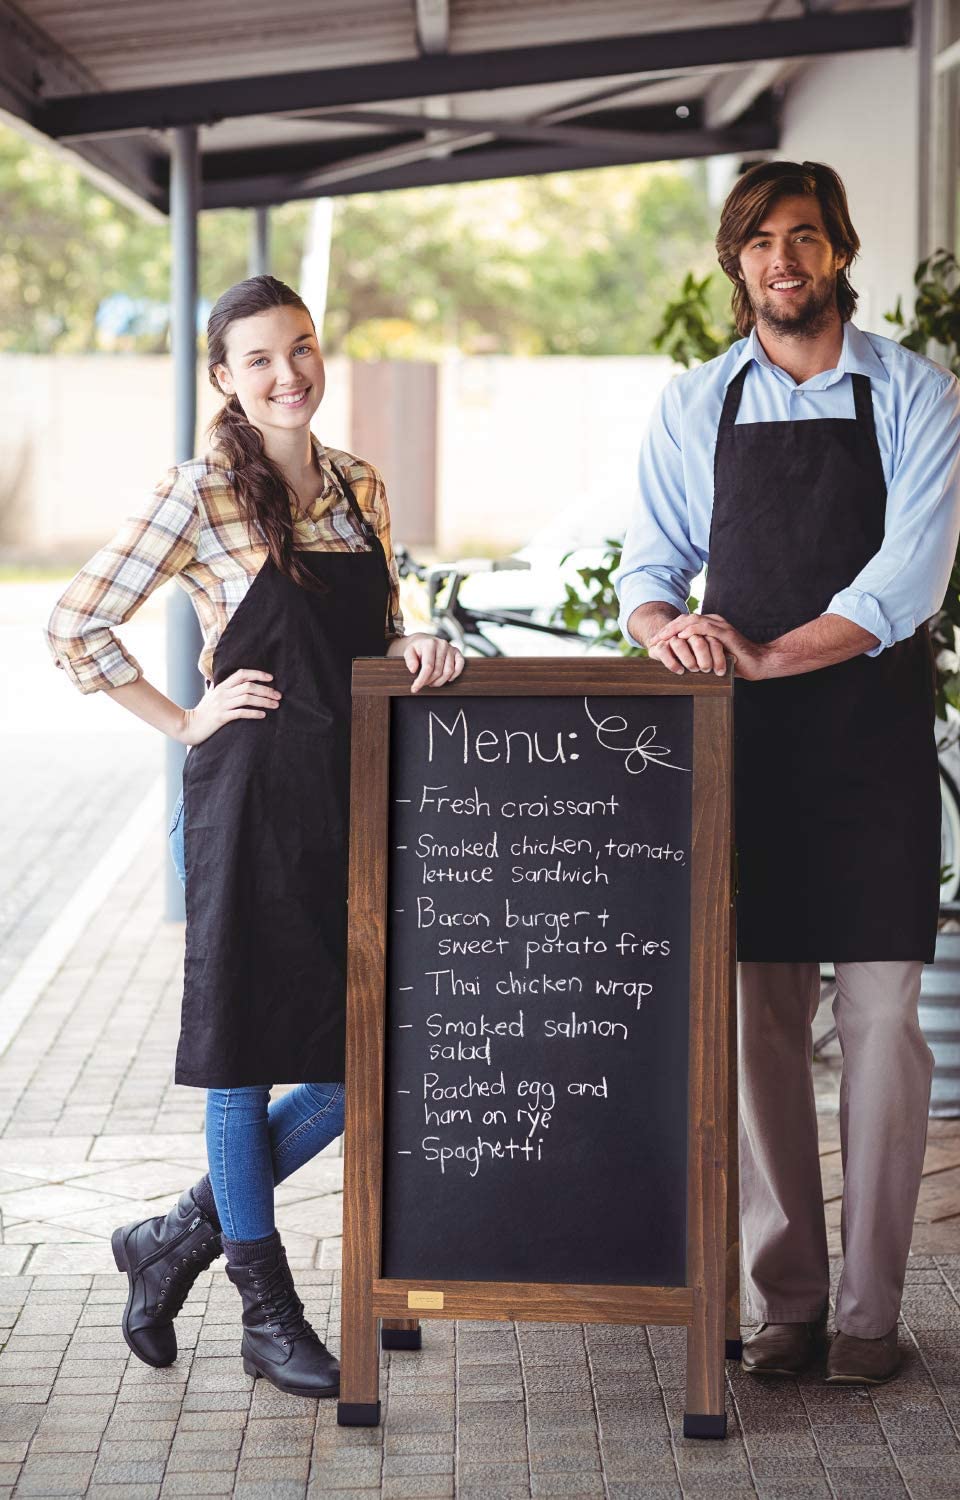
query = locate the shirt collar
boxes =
[728,320,889,389]
[305,434,348,519]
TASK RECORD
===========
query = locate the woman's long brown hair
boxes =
[716,160,861,336]
[207,274,326,590]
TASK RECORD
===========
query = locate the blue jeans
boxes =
[169,789,345,1241]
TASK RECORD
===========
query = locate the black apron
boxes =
[176,469,390,1087]
[701,362,940,964]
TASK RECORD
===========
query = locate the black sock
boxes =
[191,1174,221,1232]
[222,1229,281,1266]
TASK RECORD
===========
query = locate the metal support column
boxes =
[931,0,960,259]
[165,124,204,921]
[250,205,270,276]
[916,0,935,261]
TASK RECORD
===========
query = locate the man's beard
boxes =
[751,277,837,339]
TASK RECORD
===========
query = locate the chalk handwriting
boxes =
[584,699,691,776]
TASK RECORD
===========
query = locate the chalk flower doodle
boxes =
[583,699,692,776]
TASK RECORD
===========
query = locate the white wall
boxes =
[0,354,352,555]
[436,355,673,555]
[2,353,672,562]
[777,46,920,334]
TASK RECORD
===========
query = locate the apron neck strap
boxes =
[850,372,876,432]
[328,460,378,545]
[719,364,750,428]
[326,458,392,589]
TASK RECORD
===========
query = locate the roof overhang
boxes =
[0,2,914,215]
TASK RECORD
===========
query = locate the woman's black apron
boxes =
[176,470,390,1087]
[701,362,940,964]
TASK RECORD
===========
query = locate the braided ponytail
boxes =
[206,275,325,591]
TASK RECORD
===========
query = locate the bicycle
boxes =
[394,544,599,657]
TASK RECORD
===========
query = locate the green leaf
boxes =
[883,252,960,733]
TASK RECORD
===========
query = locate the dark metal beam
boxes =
[42,8,911,140]
[198,121,779,212]
[190,101,712,189]
[297,126,719,196]
[305,97,705,138]
[298,105,705,154]
[193,133,422,185]
[49,134,165,213]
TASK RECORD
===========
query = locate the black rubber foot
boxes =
[337,1401,381,1427]
[683,1412,727,1440]
[381,1328,422,1351]
[726,1338,743,1360]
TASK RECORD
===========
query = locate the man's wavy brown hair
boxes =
[716,160,861,336]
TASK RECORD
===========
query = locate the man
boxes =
[616,159,960,1385]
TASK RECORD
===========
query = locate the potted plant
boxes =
[889,252,960,1113]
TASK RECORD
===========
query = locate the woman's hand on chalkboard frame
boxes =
[387,633,465,693]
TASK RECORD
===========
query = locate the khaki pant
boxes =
[739,960,933,1338]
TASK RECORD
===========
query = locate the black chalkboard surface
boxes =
[381,693,693,1286]
[338,658,735,1441]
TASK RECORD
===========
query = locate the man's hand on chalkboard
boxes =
[647,616,728,676]
[650,613,769,680]
[387,633,465,693]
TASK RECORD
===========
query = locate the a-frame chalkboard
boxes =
[338,659,737,1440]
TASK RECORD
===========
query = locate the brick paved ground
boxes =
[4,584,960,1498]
[2,854,960,1499]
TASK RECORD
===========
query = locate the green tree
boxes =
[0,123,724,359]
[0,126,313,352]
[0,132,168,351]
[325,162,723,357]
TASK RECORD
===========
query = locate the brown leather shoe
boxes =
[741,1316,827,1376]
[825,1327,900,1386]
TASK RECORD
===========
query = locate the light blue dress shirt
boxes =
[614,321,960,655]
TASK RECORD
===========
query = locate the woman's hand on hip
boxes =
[177,669,282,745]
[388,634,465,694]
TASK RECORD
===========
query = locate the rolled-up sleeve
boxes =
[45,467,199,694]
[826,371,960,656]
[614,378,705,643]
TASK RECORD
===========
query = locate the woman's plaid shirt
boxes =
[46,438,404,694]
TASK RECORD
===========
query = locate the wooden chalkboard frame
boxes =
[338,658,737,1440]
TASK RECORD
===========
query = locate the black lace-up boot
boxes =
[225,1233,340,1397]
[112,1188,222,1367]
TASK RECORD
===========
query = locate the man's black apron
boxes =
[176,470,390,1087]
[701,362,940,964]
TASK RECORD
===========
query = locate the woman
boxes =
[45,275,463,1399]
